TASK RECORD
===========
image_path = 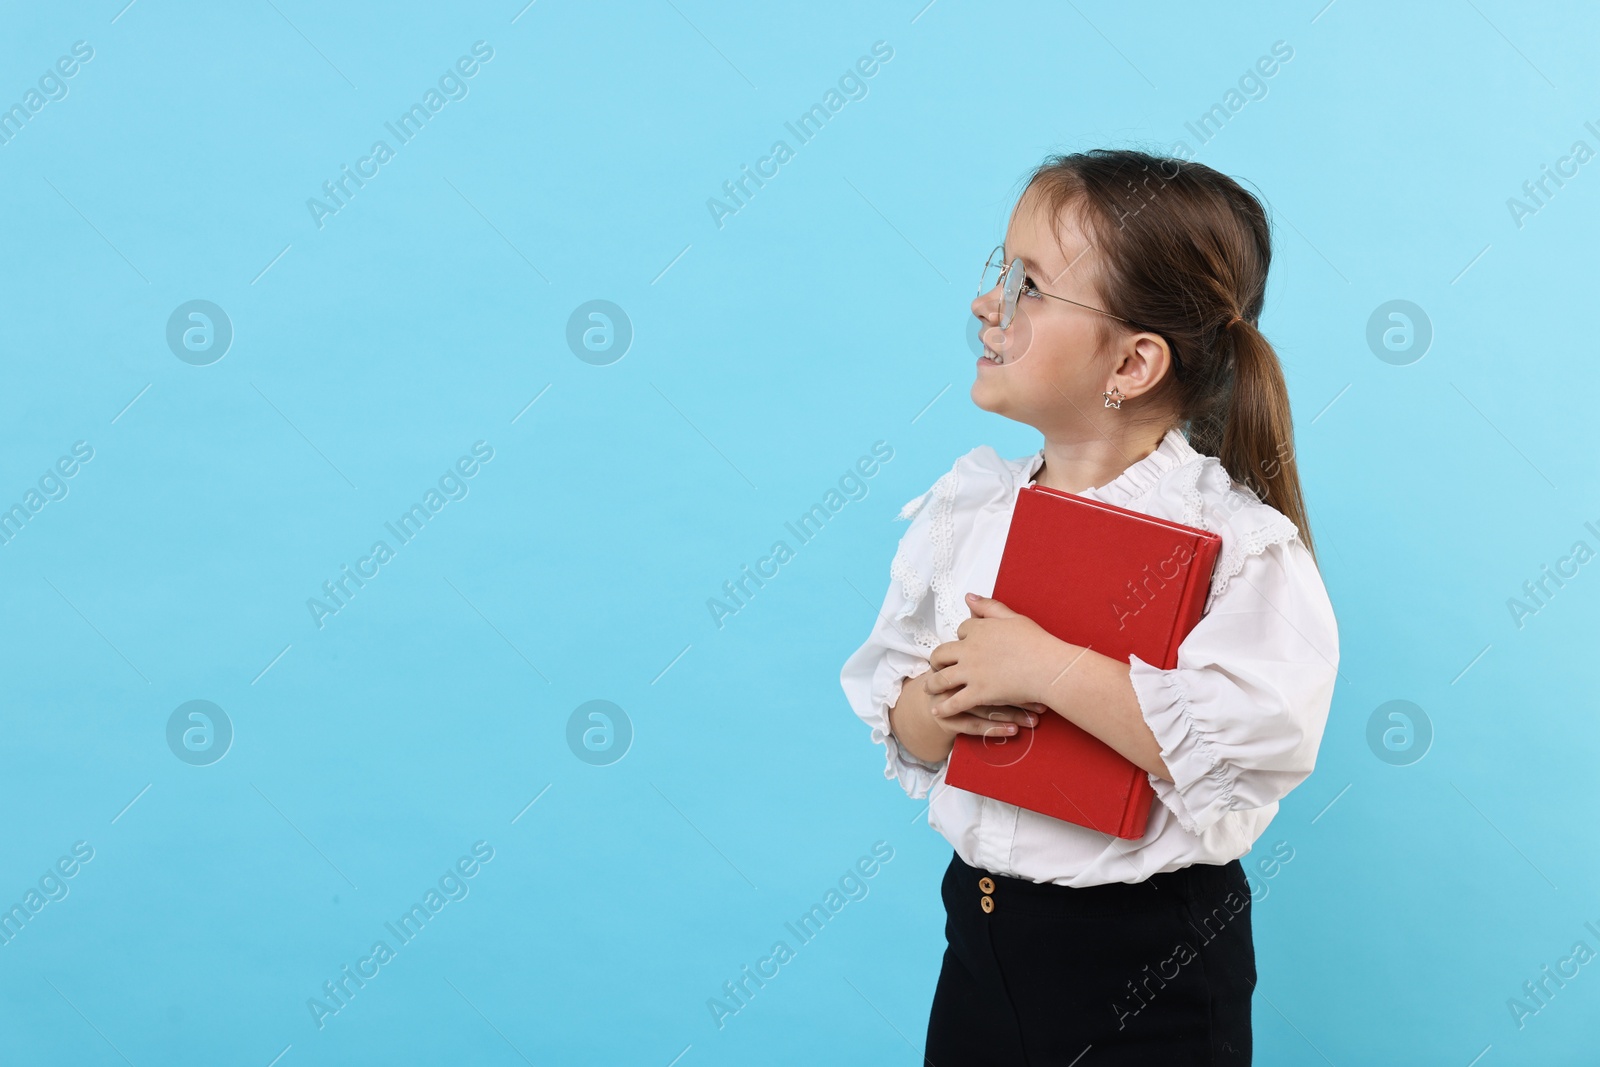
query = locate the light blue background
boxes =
[1,1,1596,1063]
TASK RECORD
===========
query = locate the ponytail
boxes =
[1220,317,1316,562]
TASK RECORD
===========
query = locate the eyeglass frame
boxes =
[978,244,1183,378]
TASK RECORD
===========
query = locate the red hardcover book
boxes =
[943,484,1222,839]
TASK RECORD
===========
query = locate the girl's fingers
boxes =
[976,705,1038,726]
[933,694,1033,724]
[923,666,963,696]
[942,706,1039,735]
[949,715,1020,737]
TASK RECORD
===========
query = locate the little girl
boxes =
[840,149,1339,1064]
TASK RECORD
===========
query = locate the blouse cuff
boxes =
[869,653,946,799]
[1127,653,1238,836]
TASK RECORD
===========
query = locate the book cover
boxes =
[943,484,1223,838]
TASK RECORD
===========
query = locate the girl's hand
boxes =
[928,697,1041,740]
[924,593,1062,719]
[888,670,1043,766]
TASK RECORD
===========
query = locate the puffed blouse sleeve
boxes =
[838,478,951,800]
[1127,527,1340,837]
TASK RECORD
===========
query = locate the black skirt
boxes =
[926,850,1256,1066]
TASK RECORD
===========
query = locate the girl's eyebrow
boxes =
[1004,245,1066,285]
[1032,250,1085,289]
[1019,253,1068,287]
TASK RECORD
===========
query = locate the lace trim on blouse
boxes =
[892,467,957,655]
[1186,460,1303,611]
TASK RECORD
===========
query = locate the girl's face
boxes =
[969,189,1131,432]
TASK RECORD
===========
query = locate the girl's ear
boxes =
[1112,334,1177,399]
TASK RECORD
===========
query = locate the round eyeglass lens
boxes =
[999,257,1026,328]
[974,247,1034,367]
[978,247,1005,296]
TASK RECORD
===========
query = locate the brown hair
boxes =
[1021,148,1316,561]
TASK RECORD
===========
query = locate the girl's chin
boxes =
[969,379,1006,411]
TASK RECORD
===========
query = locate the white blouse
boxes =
[839,427,1340,887]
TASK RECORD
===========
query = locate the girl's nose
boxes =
[971,284,1001,324]
[972,283,1013,359]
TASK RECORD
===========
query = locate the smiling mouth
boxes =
[980,345,1005,365]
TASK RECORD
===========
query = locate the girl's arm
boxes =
[1030,648,1174,782]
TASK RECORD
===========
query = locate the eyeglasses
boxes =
[978,245,1133,330]
[976,245,1181,378]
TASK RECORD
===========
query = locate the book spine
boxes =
[1119,767,1156,838]
[1118,766,1137,838]
[1160,534,1216,670]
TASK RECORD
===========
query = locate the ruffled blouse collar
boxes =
[1018,426,1200,508]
